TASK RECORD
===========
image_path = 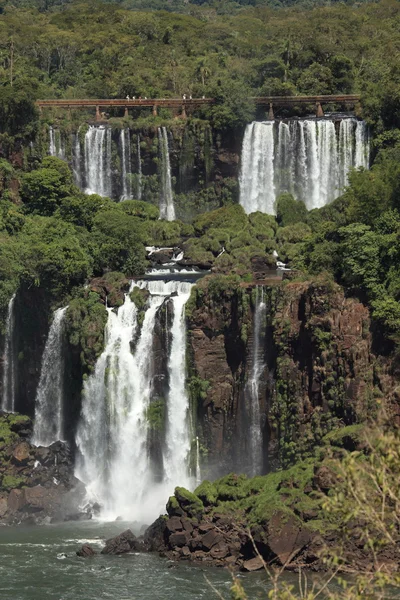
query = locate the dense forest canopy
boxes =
[0,0,400,358]
[0,0,399,132]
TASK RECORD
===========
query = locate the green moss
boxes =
[194,480,218,506]
[146,399,165,431]
[1,475,26,490]
[174,486,204,518]
[323,424,365,449]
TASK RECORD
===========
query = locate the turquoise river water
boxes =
[0,521,272,600]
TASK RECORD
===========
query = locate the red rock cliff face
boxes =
[187,279,396,477]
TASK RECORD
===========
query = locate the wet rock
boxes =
[166,516,183,533]
[0,493,8,517]
[242,556,264,572]
[169,531,191,548]
[12,442,31,465]
[7,489,26,512]
[267,511,312,565]
[200,528,222,551]
[101,529,138,555]
[77,544,97,557]
[144,516,168,552]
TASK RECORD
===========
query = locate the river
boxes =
[0,521,270,600]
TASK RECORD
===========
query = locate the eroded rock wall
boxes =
[188,278,396,477]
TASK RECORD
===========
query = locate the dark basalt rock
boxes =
[77,544,97,557]
[101,529,144,555]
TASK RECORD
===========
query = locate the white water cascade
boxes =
[72,129,82,190]
[49,127,65,159]
[244,286,266,476]
[137,135,142,200]
[240,118,370,215]
[158,127,176,221]
[1,294,16,413]
[162,281,192,487]
[32,307,68,447]
[75,279,193,522]
[84,125,112,197]
[120,128,132,201]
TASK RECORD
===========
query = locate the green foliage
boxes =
[276,193,307,227]
[194,480,218,505]
[65,290,108,371]
[146,399,165,431]
[1,475,26,491]
[174,486,204,518]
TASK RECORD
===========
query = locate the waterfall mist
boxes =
[75,280,193,523]
[32,307,68,447]
[240,118,370,215]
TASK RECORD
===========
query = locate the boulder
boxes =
[166,517,183,533]
[243,556,264,572]
[210,541,230,559]
[144,516,168,552]
[101,529,137,555]
[7,489,26,512]
[169,531,191,548]
[0,493,8,517]
[201,528,223,551]
[77,544,97,557]
[12,442,31,465]
[267,511,312,565]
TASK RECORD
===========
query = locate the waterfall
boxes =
[355,120,370,169]
[32,307,68,447]
[239,121,275,215]
[84,125,112,197]
[158,127,176,221]
[195,436,201,486]
[1,294,16,413]
[163,281,192,487]
[72,130,82,189]
[120,129,132,201]
[75,279,193,522]
[137,135,142,200]
[240,118,370,215]
[48,127,65,159]
[244,286,266,476]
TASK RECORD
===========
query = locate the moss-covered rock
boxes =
[194,480,218,506]
[174,486,204,518]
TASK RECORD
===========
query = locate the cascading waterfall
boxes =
[84,125,112,197]
[240,118,370,215]
[239,121,276,215]
[158,127,176,221]
[75,279,193,522]
[244,286,266,476]
[162,281,192,487]
[120,128,132,201]
[1,294,16,413]
[32,307,68,447]
[72,129,82,189]
[137,135,142,200]
[49,126,65,159]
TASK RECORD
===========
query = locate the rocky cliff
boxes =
[0,413,83,525]
[188,275,396,478]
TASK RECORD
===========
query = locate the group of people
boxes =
[124,94,207,101]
